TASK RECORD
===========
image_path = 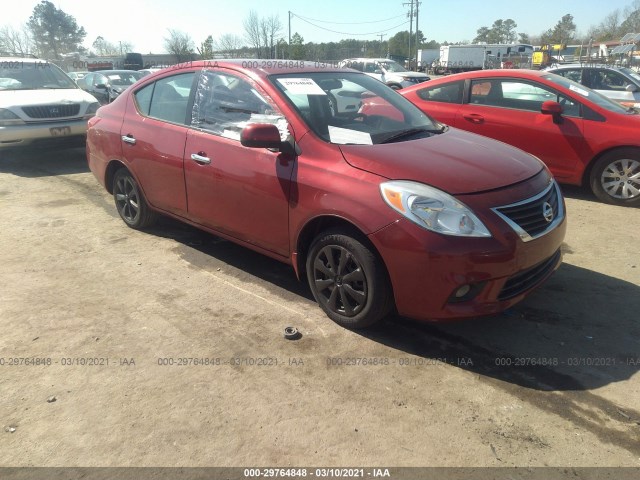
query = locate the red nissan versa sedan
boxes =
[86,60,566,329]
[396,69,640,207]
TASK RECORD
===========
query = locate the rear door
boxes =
[183,69,295,257]
[406,80,464,126]
[120,71,196,215]
[456,77,587,180]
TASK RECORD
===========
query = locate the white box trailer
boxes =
[436,44,533,74]
[416,49,440,71]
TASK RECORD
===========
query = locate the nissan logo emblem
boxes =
[49,108,59,114]
[542,202,554,223]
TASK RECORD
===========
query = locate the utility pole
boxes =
[403,0,418,66]
[378,34,386,57]
[415,0,420,65]
[288,11,292,59]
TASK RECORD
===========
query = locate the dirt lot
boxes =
[0,146,639,474]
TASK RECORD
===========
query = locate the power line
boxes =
[291,13,406,25]
[291,14,410,36]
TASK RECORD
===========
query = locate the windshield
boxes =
[379,60,407,72]
[0,61,77,90]
[542,73,632,114]
[271,72,439,145]
[106,71,143,86]
[619,67,640,83]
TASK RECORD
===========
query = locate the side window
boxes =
[555,69,582,83]
[364,62,378,73]
[93,74,105,87]
[148,73,194,124]
[349,61,364,72]
[191,70,289,141]
[471,79,580,117]
[134,83,154,116]
[416,81,463,104]
[596,70,629,91]
[133,72,195,124]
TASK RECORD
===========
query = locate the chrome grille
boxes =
[499,249,561,300]
[22,104,81,119]
[492,181,564,242]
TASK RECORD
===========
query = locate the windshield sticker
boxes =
[328,126,373,145]
[277,78,326,95]
[569,84,589,97]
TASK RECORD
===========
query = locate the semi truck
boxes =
[434,44,533,74]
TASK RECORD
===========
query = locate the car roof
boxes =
[150,59,346,77]
[0,56,47,62]
[547,63,627,71]
[423,69,551,81]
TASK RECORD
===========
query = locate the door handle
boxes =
[462,114,485,124]
[190,152,211,165]
[121,135,136,145]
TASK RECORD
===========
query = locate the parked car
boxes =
[394,69,640,207]
[78,70,143,104]
[87,61,566,329]
[0,57,99,149]
[138,68,164,77]
[67,71,89,83]
[339,58,430,89]
[545,64,640,108]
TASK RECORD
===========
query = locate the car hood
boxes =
[338,128,543,195]
[391,71,430,79]
[1,88,96,108]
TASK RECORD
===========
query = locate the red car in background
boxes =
[396,69,640,207]
[87,61,565,328]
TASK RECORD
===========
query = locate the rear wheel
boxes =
[113,169,157,229]
[306,230,393,329]
[590,149,640,207]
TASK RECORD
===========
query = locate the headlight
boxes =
[0,108,25,126]
[84,102,100,117]
[380,180,492,237]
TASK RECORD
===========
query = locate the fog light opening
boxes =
[455,285,471,298]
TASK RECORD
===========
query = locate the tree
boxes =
[260,15,282,59]
[163,29,194,62]
[290,32,305,60]
[27,0,86,58]
[92,36,132,56]
[197,35,215,59]
[217,33,243,58]
[0,25,34,56]
[388,30,425,58]
[473,19,518,44]
[540,14,577,44]
[518,32,531,44]
[244,10,262,57]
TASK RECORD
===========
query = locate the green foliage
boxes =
[540,14,577,44]
[388,30,425,58]
[27,0,86,58]
[473,19,518,44]
[290,32,305,60]
[198,35,215,59]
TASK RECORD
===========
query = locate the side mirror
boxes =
[626,83,638,92]
[95,83,107,90]
[241,123,282,149]
[541,100,563,124]
[374,69,383,74]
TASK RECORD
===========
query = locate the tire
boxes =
[112,169,157,229]
[327,93,338,116]
[306,230,393,329]
[589,149,640,207]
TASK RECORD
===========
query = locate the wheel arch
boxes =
[294,215,392,286]
[104,159,129,194]
[582,145,640,186]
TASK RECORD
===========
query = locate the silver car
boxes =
[546,64,640,108]
[339,58,430,89]
[0,58,99,149]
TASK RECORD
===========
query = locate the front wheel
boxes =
[113,169,157,229]
[306,231,393,329]
[590,149,640,207]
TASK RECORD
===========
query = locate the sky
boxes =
[3,0,638,54]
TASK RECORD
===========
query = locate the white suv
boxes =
[339,58,430,89]
[0,57,100,149]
